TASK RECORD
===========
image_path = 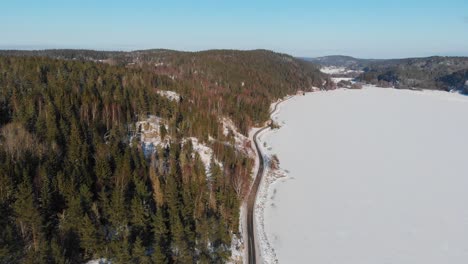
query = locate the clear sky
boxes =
[1,0,468,58]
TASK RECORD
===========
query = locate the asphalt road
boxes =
[247,125,269,264]
[246,97,291,264]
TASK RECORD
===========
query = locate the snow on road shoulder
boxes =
[252,95,299,264]
[227,205,246,264]
[230,93,309,264]
[227,126,264,264]
[254,138,287,264]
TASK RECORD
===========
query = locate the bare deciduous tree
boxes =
[0,123,44,161]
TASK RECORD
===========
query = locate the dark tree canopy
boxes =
[0,51,327,263]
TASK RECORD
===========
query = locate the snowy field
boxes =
[260,87,468,263]
[320,66,362,75]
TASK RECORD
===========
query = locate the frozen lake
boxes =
[261,87,468,263]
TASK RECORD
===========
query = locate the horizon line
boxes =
[1,46,468,61]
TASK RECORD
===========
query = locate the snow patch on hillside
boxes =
[183,137,222,176]
[228,228,245,264]
[134,116,222,176]
[321,66,362,75]
[85,259,110,264]
[332,77,354,83]
[221,117,255,157]
[134,115,170,157]
[157,90,180,102]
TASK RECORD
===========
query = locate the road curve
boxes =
[247,96,292,264]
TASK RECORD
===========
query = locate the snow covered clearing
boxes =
[221,117,255,157]
[332,77,354,83]
[228,233,244,264]
[134,115,170,157]
[182,137,221,176]
[134,116,219,176]
[320,66,362,75]
[156,90,181,102]
[260,87,468,263]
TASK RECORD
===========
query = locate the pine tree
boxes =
[79,214,99,259]
[132,236,151,264]
[149,204,168,263]
[13,175,42,253]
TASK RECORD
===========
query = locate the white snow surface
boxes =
[183,137,221,176]
[260,87,468,263]
[156,90,181,102]
[221,117,255,157]
[320,66,362,75]
[332,77,354,83]
[320,66,347,74]
[85,259,110,264]
[135,115,170,157]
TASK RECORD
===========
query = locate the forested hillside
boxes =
[437,69,468,94]
[308,55,468,93]
[127,49,328,133]
[357,56,468,92]
[0,51,327,263]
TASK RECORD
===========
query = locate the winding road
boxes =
[246,96,292,264]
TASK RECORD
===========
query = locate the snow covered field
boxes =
[259,87,468,263]
[320,66,362,75]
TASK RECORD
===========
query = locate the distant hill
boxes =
[0,49,124,60]
[302,55,380,69]
[303,55,468,93]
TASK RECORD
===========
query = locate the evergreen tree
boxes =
[79,214,99,259]
[13,175,42,254]
[132,236,151,264]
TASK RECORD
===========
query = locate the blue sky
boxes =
[1,0,467,58]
